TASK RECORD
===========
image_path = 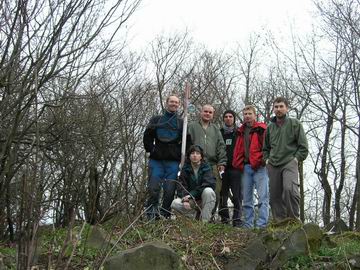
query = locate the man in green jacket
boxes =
[188,104,227,217]
[263,97,308,221]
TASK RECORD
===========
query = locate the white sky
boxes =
[127,0,316,50]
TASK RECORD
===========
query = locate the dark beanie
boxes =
[187,145,204,159]
[223,110,236,121]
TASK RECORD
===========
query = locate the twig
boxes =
[210,253,221,270]
[63,221,87,270]
[97,206,151,269]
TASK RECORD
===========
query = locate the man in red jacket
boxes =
[232,105,269,228]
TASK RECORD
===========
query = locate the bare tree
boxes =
[149,31,193,108]
[0,0,141,267]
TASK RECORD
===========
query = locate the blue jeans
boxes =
[146,159,179,219]
[242,164,269,228]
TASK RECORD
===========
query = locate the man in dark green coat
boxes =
[188,104,227,217]
[263,97,308,221]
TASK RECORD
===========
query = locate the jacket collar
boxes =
[270,114,289,124]
[238,121,266,133]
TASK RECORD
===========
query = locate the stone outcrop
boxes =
[86,225,116,249]
[349,254,360,269]
[224,222,324,270]
[104,241,183,270]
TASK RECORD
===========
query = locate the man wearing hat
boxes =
[219,110,243,227]
[171,145,216,222]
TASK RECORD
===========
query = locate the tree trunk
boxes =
[355,128,360,231]
[85,166,101,225]
[334,111,346,221]
[319,116,333,226]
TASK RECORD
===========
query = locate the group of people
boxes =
[143,95,308,228]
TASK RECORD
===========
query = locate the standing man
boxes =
[233,105,269,228]
[143,95,184,219]
[188,104,227,218]
[219,110,242,227]
[263,97,309,222]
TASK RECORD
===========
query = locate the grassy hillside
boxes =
[1,216,360,269]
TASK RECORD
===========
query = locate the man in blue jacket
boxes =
[143,95,185,219]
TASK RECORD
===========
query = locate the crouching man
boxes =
[171,145,216,222]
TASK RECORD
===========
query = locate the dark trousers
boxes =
[219,168,242,226]
[268,158,300,221]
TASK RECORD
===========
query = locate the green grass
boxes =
[283,232,360,269]
[1,218,360,269]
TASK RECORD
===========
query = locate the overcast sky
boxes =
[126,0,316,50]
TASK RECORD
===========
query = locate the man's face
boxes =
[166,96,180,112]
[243,109,256,124]
[273,102,288,119]
[200,105,214,123]
[189,151,202,164]
[223,113,235,127]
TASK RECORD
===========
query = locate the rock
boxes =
[86,225,116,249]
[348,254,360,269]
[224,253,260,270]
[261,231,288,258]
[244,237,268,262]
[224,232,286,270]
[303,223,323,253]
[103,241,182,270]
[0,254,6,270]
[270,227,309,268]
[324,219,350,233]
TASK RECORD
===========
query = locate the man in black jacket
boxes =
[219,110,242,227]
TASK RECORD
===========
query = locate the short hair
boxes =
[273,97,289,107]
[202,104,214,112]
[242,105,256,114]
[166,95,180,103]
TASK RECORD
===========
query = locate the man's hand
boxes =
[182,195,191,210]
[218,165,225,179]
[183,201,191,210]
[261,159,266,166]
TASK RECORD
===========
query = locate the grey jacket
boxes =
[188,120,227,166]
